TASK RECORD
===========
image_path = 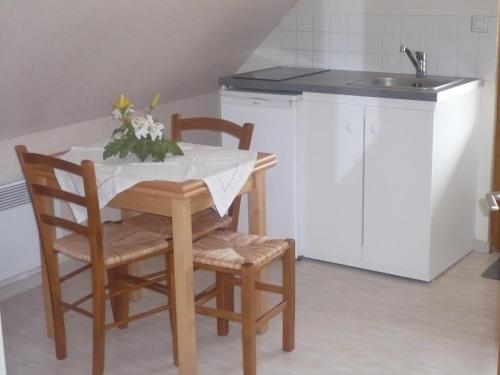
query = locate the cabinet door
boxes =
[363,106,434,273]
[301,101,364,262]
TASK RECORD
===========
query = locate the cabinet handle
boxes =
[346,123,353,133]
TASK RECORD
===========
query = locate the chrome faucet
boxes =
[400,45,427,77]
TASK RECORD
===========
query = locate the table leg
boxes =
[247,171,268,334]
[120,209,141,302]
[171,199,197,375]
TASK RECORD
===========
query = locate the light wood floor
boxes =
[1,251,499,375]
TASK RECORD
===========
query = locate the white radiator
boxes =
[0,180,41,286]
[0,310,5,375]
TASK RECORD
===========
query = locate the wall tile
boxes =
[477,35,497,59]
[364,54,382,71]
[347,33,365,53]
[313,51,330,68]
[331,14,347,33]
[280,13,297,31]
[297,31,313,50]
[297,14,313,31]
[477,59,496,80]
[346,53,364,70]
[313,14,330,32]
[457,58,477,77]
[365,34,383,54]
[382,54,400,73]
[297,50,313,67]
[330,52,347,69]
[400,35,420,50]
[399,55,415,74]
[348,14,365,33]
[438,56,458,76]
[438,16,459,36]
[420,35,439,56]
[401,15,420,35]
[330,33,347,52]
[458,16,472,34]
[458,34,477,57]
[365,15,384,33]
[487,17,498,37]
[438,36,458,57]
[425,55,439,75]
[382,34,401,55]
[281,31,297,50]
[420,16,439,35]
[281,50,297,66]
[383,15,401,34]
[313,32,330,51]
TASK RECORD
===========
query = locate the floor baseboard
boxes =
[473,239,491,254]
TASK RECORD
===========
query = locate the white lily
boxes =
[131,114,164,140]
[111,106,134,120]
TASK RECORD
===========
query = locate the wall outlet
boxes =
[471,15,488,33]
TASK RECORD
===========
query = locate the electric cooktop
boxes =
[233,66,329,81]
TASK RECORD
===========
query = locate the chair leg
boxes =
[216,272,234,336]
[45,252,67,360]
[166,251,179,367]
[241,264,257,375]
[282,240,296,352]
[92,270,106,375]
[107,265,129,329]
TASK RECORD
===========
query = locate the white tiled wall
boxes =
[279,13,498,80]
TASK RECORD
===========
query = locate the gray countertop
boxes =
[219,69,481,102]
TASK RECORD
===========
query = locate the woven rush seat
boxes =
[53,222,168,266]
[122,209,232,241]
[192,230,289,270]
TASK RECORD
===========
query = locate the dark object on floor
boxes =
[481,258,500,280]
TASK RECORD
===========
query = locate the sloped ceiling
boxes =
[0,0,296,139]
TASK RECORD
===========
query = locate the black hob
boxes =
[233,66,329,81]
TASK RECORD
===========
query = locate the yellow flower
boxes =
[112,94,132,110]
[150,93,160,110]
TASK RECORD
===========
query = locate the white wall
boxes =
[240,0,499,244]
[0,0,296,140]
[0,92,221,186]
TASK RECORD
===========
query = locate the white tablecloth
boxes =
[55,142,257,223]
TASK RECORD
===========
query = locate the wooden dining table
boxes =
[36,151,277,375]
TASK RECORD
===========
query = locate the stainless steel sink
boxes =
[348,75,463,90]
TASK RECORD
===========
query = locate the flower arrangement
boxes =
[103,93,183,162]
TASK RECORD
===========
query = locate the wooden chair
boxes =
[15,145,178,375]
[122,114,254,241]
[192,231,295,375]
[171,114,254,232]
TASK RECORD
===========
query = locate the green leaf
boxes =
[164,139,184,155]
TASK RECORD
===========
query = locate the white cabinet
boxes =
[301,101,364,262]
[220,90,301,248]
[301,90,480,281]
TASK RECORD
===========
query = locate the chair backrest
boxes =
[15,145,104,268]
[171,114,254,231]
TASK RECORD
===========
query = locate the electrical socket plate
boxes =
[471,15,488,33]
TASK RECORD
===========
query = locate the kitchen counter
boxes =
[219,69,482,102]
